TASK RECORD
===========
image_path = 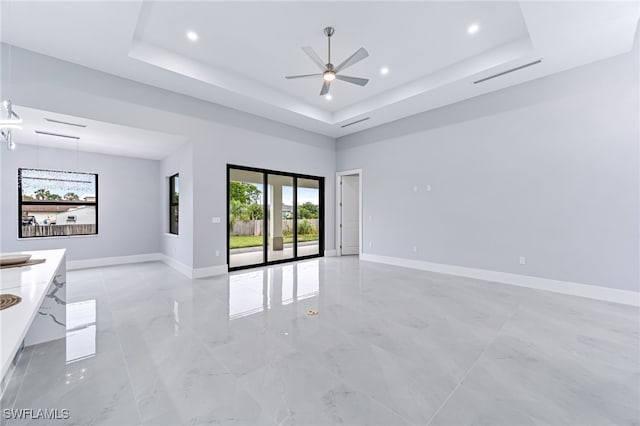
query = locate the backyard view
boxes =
[228,168,322,268]
[19,169,97,238]
[229,181,320,249]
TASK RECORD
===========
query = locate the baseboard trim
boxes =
[360,253,639,307]
[160,255,193,278]
[66,253,229,279]
[324,249,337,257]
[192,264,228,279]
[67,253,162,270]
[160,255,227,279]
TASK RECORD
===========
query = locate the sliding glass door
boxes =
[296,178,321,257]
[228,165,324,271]
[228,168,265,269]
[267,174,295,263]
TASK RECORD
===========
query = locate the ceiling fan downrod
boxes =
[324,27,334,68]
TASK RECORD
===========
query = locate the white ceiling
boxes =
[12,106,188,160]
[1,1,638,138]
[136,2,528,112]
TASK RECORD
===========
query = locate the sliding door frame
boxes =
[227,164,324,271]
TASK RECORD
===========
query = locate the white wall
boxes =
[337,46,639,292]
[1,46,336,272]
[160,144,194,268]
[0,145,161,260]
[191,132,336,269]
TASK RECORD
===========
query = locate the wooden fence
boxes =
[231,219,319,236]
[21,224,96,237]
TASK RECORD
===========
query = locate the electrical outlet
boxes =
[369,241,373,248]
[412,246,418,253]
[426,185,432,192]
[211,217,221,224]
[413,185,419,193]
[215,250,220,257]
[519,256,526,265]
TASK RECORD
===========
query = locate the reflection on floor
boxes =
[1,258,638,425]
[229,262,319,319]
[65,300,97,364]
[229,242,319,268]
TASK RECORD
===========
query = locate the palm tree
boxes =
[64,192,79,201]
[34,188,50,200]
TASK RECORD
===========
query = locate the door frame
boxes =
[227,164,325,271]
[335,169,362,257]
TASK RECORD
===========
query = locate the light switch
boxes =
[211,217,221,224]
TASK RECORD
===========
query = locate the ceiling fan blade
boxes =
[301,46,327,71]
[336,75,369,86]
[334,48,369,73]
[285,74,322,79]
[320,81,331,96]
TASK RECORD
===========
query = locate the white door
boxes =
[340,175,359,255]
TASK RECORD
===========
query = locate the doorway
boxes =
[336,169,362,256]
[227,165,324,270]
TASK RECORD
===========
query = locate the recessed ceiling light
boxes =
[186,31,199,42]
[380,67,389,75]
[467,24,479,35]
[325,94,332,100]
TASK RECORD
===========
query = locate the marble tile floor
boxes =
[1,257,638,426]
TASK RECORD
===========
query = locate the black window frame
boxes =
[227,164,325,271]
[18,168,99,239]
[169,173,179,235]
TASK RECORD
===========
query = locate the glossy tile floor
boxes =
[2,257,639,426]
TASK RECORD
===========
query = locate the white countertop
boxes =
[0,249,66,379]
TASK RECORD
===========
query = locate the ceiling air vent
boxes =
[473,59,542,84]
[341,117,370,128]
[35,130,80,140]
[45,118,87,128]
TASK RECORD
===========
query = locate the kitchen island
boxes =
[0,249,66,394]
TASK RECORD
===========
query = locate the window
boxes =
[227,165,324,270]
[18,168,98,238]
[169,173,179,235]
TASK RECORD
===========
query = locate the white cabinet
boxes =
[24,255,66,346]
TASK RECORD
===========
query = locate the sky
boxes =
[20,169,96,199]
[251,184,319,206]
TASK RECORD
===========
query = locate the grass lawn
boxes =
[230,234,319,249]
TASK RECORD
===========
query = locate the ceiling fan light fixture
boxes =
[323,71,336,82]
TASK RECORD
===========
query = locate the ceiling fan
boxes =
[285,27,369,96]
